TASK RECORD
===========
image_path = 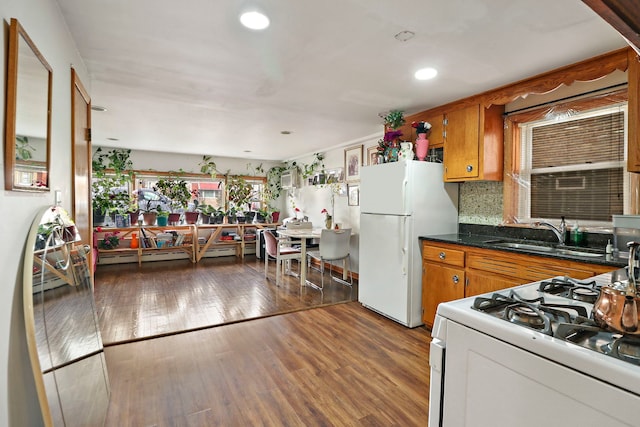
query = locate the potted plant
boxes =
[91,148,134,225]
[225,206,238,224]
[155,175,191,224]
[197,204,215,224]
[139,199,158,226]
[156,206,170,226]
[184,189,200,224]
[227,176,253,223]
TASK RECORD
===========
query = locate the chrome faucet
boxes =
[534,216,566,244]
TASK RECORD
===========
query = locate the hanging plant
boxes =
[199,155,218,178]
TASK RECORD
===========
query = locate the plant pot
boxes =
[142,212,157,226]
[214,214,224,224]
[245,212,256,222]
[271,211,280,223]
[114,214,130,228]
[255,213,266,223]
[168,213,181,225]
[184,211,199,224]
[236,215,247,224]
[200,214,211,224]
[225,215,236,224]
[157,215,169,226]
[129,210,140,226]
[93,210,108,226]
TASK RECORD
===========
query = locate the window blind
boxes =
[529,110,624,222]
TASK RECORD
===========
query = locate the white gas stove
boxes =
[429,271,640,427]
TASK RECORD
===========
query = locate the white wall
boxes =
[286,134,380,273]
[0,0,89,425]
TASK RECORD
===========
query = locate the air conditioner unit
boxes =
[281,169,298,189]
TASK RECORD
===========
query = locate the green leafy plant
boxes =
[226,175,254,213]
[155,206,170,218]
[380,109,405,130]
[155,175,191,212]
[15,135,35,160]
[199,155,218,178]
[301,153,325,179]
[92,148,134,214]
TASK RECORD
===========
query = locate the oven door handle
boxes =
[429,338,446,427]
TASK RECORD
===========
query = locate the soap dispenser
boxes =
[606,239,613,255]
[571,221,581,245]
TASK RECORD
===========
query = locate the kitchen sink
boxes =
[483,240,604,258]
[490,242,555,252]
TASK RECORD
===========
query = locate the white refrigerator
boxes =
[358,161,458,327]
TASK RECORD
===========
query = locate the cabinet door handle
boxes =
[452,275,460,284]
[439,252,446,260]
[466,165,473,172]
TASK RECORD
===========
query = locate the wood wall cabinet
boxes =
[443,103,504,182]
[399,111,445,148]
[421,241,615,327]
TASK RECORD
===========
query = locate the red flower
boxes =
[295,208,300,212]
[321,209,328,214]
[96,227,102,232]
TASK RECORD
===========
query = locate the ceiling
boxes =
[54,0,628,162]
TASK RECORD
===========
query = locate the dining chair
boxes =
[306,228,352,289]
[263,230,302,285]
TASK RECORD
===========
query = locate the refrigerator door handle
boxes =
[401,216,408,275]
[402,178,408,213]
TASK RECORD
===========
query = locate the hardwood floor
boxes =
[95,256,357,345]
[103,302,431,426]
[96,256,431,425]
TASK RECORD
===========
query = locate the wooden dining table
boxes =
[276,227,351,287]
[275,228,322,286]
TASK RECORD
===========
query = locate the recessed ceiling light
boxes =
[107,137,119,141]
[244,150,252,153]
[280,130,291,135]
[91,105,107,112]
[415,67,438,80]
[240,11,270,30]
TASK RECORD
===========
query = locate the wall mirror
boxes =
[24,206,110,426]
[4,18,52,191]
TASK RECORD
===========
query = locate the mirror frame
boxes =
[24,206,110,426]
[4,17,52,192]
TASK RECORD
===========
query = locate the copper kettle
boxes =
[593,241,640,334]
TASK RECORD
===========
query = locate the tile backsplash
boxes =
[458,181,503,225]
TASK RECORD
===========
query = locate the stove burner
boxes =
[473,290,588,336]
[569,287,600,303]
[538,277,600,303]
[505,305,546,329]
[608,336,640,365]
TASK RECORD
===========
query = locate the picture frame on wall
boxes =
[366,146,379,166]
[348,184,359,206]
[344,144,363,182]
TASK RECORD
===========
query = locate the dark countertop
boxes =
[419,232,627,268]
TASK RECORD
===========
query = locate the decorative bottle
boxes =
[130,232,139,249]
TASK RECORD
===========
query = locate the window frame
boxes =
[504,89,632,228]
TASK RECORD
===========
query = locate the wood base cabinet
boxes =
[421,241,615,327]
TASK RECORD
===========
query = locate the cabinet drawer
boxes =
[423,245,465,267]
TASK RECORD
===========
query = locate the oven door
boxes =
[428,337,445,427]
[440,321,639,427]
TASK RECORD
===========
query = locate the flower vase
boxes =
[415,133,429,161]
[325,216,332,229]
[399,142,414,162]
